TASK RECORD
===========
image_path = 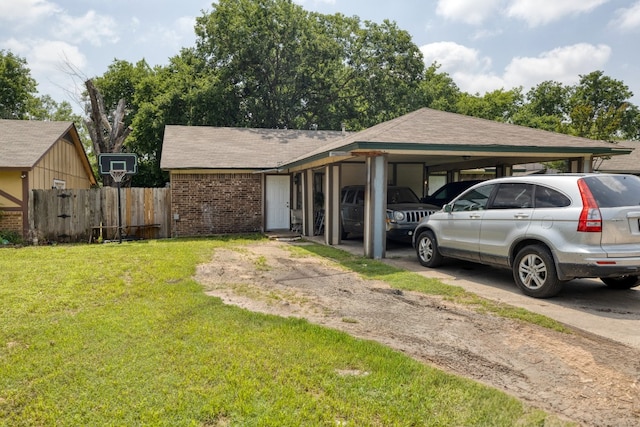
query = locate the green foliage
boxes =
[0,238,565,426]
[568,71,635,141]
[0,50,38,119]
[419,62,461,112]
[456,88,524,122]
[512,81,570,132]
[0,229,22,244]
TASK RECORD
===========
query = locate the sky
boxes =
[1,0,640,114]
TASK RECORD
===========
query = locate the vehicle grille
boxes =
[405,209,437,223]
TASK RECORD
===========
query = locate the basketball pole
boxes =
[117,179,122,244]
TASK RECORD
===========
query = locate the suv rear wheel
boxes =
[416,230,444,268]
[513,245,563,298]
[600,276,640,289]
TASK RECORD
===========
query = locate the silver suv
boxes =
[413,174,640,298]
[341,185,439,242]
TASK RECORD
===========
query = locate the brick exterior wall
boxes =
[0,211,23,235]
[170,173,263,237]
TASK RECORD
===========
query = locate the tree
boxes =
[84,79,132,187]
[512,81,570,132]
[27,95,78,122]
[0,50,38,119]
[456,88,523,122]
[417,63,461,112]
[193,0,424,130]
[568,71,634,141]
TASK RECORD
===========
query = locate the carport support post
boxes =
[303,169,315,236]
[364,154,387,259]
[324,164,341,245]
[570,157,591,173]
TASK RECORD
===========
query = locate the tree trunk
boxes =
[84,79,133,187]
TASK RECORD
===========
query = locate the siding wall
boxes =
[170,172,263,237]
[31,137,93,190]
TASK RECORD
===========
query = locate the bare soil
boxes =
[195,240,640,427]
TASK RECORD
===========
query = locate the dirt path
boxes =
[195,240,640,427]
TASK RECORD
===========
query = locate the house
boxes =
[161,108,633,258]
[161,126,348,237]
[594,144,640,174]
[0,120,97,239]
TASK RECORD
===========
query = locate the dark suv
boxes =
[421,180,484,207]
[341,185,439,242]
[413,174,640,298]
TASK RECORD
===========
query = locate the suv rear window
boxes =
[583,175,640,207]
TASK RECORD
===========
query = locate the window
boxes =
[452,184,496,211]
[534,186,570,208]
[491,183,534,209]
[583,175,640,207]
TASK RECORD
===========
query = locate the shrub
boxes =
[0,229,22,245]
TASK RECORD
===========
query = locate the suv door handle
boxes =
[514,213,530,219]
[469,214,482,219]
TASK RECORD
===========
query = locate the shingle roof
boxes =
[0,119,75,168]
[284,108,632,166]
[161,125,348,170]
[160,108,633,171]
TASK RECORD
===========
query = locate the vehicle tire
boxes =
[341,224,348,240]
[415,230,443,268]
[512,245,562,298]
[600,276,640,289]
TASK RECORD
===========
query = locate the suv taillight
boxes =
[577,178,602,232]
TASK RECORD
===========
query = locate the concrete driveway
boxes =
[327,237,640,350]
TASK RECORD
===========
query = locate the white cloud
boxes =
[1,37,85,76]
[420,42,611,95]
[1,37,86,101]
[57,11,119,47]
[0,0,59,24]
[435,0,502,25]
[503,43,611,87]
[420,41,492,72]
[505,0,609,27]
[611,1,640,31]
[130,15,196,56]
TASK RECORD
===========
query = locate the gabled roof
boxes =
[161,125,347,170]
[0,119,73,168]
[0,119,96,184]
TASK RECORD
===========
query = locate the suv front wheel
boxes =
[513,245,563,298]
[416,230,444,268]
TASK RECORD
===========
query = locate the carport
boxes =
[277,108,633,259]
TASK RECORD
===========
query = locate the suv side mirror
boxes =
[443,203,453,213]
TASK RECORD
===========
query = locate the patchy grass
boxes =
[297,242,571,333]
[0,237,571,426]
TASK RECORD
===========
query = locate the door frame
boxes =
[265,174,291,231]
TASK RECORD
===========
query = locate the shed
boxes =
[0,120,97,238]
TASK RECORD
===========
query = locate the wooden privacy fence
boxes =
[29,187,171,243]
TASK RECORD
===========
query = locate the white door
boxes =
[266,175,291,230]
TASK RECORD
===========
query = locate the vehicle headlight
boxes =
[393,211,405,221]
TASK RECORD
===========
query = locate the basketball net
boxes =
[109,169,127,183]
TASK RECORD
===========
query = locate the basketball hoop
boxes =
[109,169,127,183]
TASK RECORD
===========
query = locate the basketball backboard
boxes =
[98,153,138,175]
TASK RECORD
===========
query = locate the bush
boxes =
[0,229,22,245]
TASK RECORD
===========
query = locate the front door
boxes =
[266,175,291,231]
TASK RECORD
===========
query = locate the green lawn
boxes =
[0,237,571,426]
